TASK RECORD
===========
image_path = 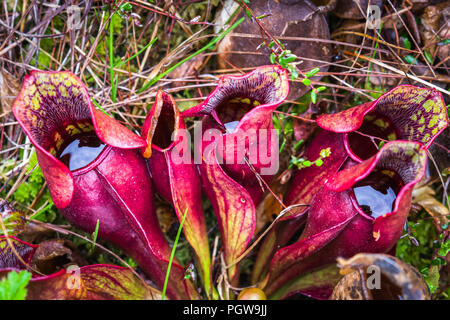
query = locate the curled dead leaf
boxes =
[330,253,430,300]
[412,185,449,225]
[19,221,56,243]
[31,239,87,275]
[0,70,20,114]
[420,5,441,55]
[168,55,204,88]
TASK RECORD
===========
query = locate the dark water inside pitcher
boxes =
[57,132,106,171]
[353,169,403,219]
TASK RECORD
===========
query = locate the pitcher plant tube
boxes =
[140,90,213,298]
[182,65,289,285]
[11,71,197,300]
[264,141,428,299]
[287,85,448,212]
[253,85,448,288]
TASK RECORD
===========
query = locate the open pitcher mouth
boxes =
[350,168,404,220]
[141,90,181,157]
[345,111,400,162]
[54,121,109,173]
[12,70,146,209]
[325,140,427,222]
[316,85,448,162]
[152,99,177,151]
[217,97,261,133]
[182,65,289,132]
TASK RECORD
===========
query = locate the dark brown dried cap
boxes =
[215,0,331,100]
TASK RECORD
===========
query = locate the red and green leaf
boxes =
[11,71,196,299]
[141,91,212,297]
[265,141,428,299]
[0,236,161,300]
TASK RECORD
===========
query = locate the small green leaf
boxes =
[431,257,445,266]
[290,68,299,81]
[424,50,434,64]
[319,147,331,158]
[311,90,317,104]
[270,53,276,64]
[290,156,300,166]
[283,120,293,135]
[294,139,304,150]
[273,114,282,131]
[316,86,326,93]
[305,67,320,78]
[438,240,450,257]
[404,55,417,65]
[120,3,132,12]
[302,78,311,86]
[0,270,32,300]
[245,8,252,19]
[279,139,287,153]
[92,219,100,243]
[89,219,100,254]
[280,55,296,64]
[276,39,285,50]
[401,35,412,50]
[287,65,298,80]
[278,52,295,69]
[315,159,324,167]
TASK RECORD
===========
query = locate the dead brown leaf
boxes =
[412,185,449,225]
[215,0,331,100]
[155,201,177,234]
[31,239,87,275]
[0,70,20,114]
